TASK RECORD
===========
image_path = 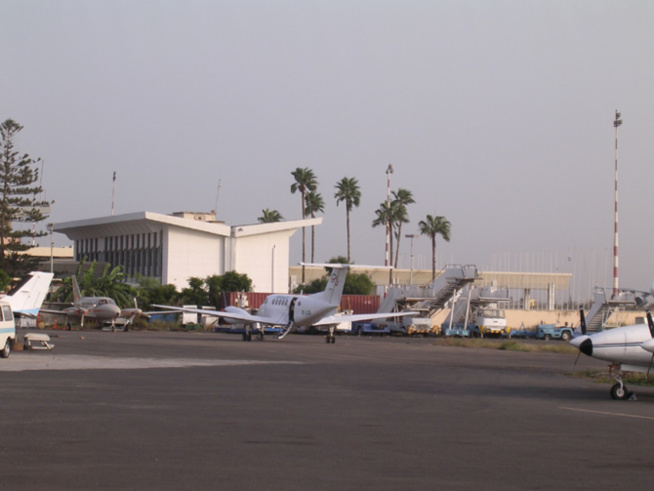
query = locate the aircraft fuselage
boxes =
[257,294,337,327]
[572,323,654,369]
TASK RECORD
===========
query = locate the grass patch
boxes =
[431,337,578,354]
[570,368,654,387]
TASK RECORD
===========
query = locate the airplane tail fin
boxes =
[72,275,82,303]
[308,264,349,307]
[4,271,54,316]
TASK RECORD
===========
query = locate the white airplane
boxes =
[154,264,417,343]
[0,271,54,318]
[42,275,142,329]
[571,308,654,400]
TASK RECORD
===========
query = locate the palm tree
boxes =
[372,201,397,283]
[304,190,324,263]
[391,188,415,268]
[258,208,283,223]
[418,214,451,282]
[290,167,317,282]
[51,260,137,308]
[334,177,361,262]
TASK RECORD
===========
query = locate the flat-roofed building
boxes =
[55,211,320,292]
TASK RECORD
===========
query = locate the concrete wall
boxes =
[432,308,647,330]
[233,231,291,293]
[164,227,224,289]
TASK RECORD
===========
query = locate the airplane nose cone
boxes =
[641,338,654,354]
[578,338,593,356]
[570,335,592,356]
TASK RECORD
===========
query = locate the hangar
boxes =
[55,211,321,292]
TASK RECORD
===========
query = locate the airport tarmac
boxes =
[1,330,653,490]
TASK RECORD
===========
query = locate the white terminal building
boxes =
[55,211,321,292]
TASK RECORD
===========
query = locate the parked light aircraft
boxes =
[0,271,54,317]
[42,276,142,328]
[154,264,417,343]
[571,308,654,400]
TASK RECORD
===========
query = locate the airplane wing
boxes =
[151,305,274,325]
[313,311,418,327]
[39,308,71,317]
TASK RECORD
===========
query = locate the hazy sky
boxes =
[2,1,653,291]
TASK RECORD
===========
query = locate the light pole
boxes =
[47,223,54,274]
[613,110,622,299]
[405,234,415,285]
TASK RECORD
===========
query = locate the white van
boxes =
[0,301,16,358]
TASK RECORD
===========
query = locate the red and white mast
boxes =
[613,110,622,299]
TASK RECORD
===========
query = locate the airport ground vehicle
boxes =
[0,301,16,358]
[442,323,471,337]
[471,307,509,337]
[387,309,440,337]
[352,321,391,336]
[535,324,574,341]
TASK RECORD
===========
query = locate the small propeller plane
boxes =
[154,264,417,343]
[42,276,142,329]
[571,308,654,400]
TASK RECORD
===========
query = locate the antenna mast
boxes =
[111,171,116,216]
[613,110,622,299]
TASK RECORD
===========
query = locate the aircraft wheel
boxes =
[325,335,331,344]
[0,339,11,358]
[610,383,628,400]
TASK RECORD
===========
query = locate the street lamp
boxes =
[47,223,54,274]
[405,234,415,285]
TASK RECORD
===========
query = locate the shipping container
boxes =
[223,292,379,315]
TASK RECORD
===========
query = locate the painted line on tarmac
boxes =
[0,355,304,372]
[560,406,654,421]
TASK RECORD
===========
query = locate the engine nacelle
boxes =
[223,305,249,325]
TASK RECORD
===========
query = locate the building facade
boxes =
[55,211,320,292]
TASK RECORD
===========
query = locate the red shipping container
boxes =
[223,292,379,315]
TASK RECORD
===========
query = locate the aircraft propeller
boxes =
[572,307,587,369]
[579,307,587,336]
[645,311,654,379]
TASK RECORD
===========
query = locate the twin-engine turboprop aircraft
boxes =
[154,264,416,343]
[42,276,142,328]
[571,308,654,400]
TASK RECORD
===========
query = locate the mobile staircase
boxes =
[383,264,479,334]
[584,288,636,332]
[441,286,510,337]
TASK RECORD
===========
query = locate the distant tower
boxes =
[613,110,622,298]
[385,164,393,267]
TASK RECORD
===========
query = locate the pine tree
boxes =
[0,119,50,274]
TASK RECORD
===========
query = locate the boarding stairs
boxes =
[584,288,636,332]
[441,286,510,327]
[278,321,294,339]
[389,264,479,318]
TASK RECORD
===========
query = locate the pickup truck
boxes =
[535,324,574,341]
